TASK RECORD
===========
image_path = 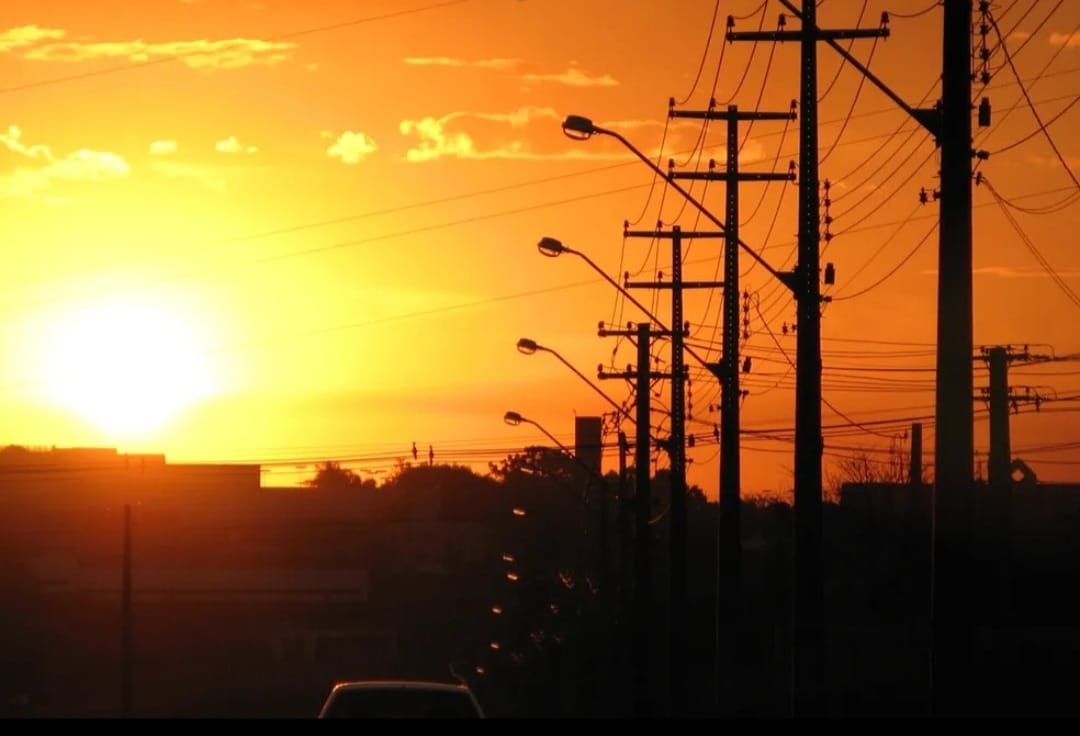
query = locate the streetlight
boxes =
[559,117,795,291]
[504,409,564,447]
[537,237,720,380]
[516,335,641,531]
[516,337,633,425]
[504,410,600,477]
[538,237,669,327]
[565,109,826,716]
[504,408,610,596]
[503,410,607,483]
[538,233,693,718]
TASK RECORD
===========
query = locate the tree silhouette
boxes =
[488,445,584,486]
[304,461,376,492]
[825,436,910,498]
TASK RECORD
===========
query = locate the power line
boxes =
[991,93,1080,156]
[990,0,1063,68]
[818,0,869,103]
[714,0,769,105]
[976,17,1077,150]
[674,0,721,106]
[886,3,940,20]
[820,10,883,164]
[981,176,1080,310]
[988,7,1080,189]
[831,219,938,301]
[829,79,939,205]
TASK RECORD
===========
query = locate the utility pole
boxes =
[978,345,1047,490]
[764,0,984,717]
[623,224,721,715]
[669,100,797,715]
[933,0,976,716]
[973,344,1043,704]
[598,322,673,718]
[729,2,888,717]
[617,429,631,604]
[576,415,607,592]
[985,347,1012,490]
[935,0,976,498]
[121,503,133,719]
[910,422,924,488]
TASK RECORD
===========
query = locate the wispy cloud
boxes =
[1049,31,1080,48]
[399,107,649,162]
[521,68,619,87]
[971,265,1080,279]
[0,25,64,52]
[399,107,555,162]
[0,25,297,70]
[0,125,129,201]
[149,160,226,194]
[404,56,520,70]
[1025,153,1080,171]
[215,136,258,154]
[149,140,178,156]
[598,117,711,135]
[325,131,378,164]
[403,57,617,88]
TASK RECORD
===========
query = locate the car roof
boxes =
[319,679,486,718]
[329,680,472,692]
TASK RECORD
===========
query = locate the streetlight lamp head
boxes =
[516,338,539,355]
[537,237,565,257]
[503,411,524,426]
[562,114,596,140]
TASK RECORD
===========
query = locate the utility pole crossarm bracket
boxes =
[727,29,888,42]
[705,362,726,380]
[911,108,943,140]
[624,229,726,239]
[625,280,726,290]
[777,270,800,293]
[670,110,796,122]
[598,326,677,338]
[671,171,796,183]
[598,369,678,381]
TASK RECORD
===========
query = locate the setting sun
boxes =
[39,300,215,439]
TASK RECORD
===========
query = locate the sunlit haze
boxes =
[0,0,1077,496]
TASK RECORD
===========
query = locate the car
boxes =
[317,680,486,719]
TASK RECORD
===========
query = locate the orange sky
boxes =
[0,0,1077,498]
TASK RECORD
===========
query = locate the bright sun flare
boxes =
[41,300,215,439]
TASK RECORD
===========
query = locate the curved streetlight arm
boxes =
[524,417,570,455]
[568,246,665,327]
[545,346,634,425]
[507,412,607,487]
[557,244,721,379]
[584,122,794,292]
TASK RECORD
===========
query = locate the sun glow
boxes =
[40,300,215,439]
